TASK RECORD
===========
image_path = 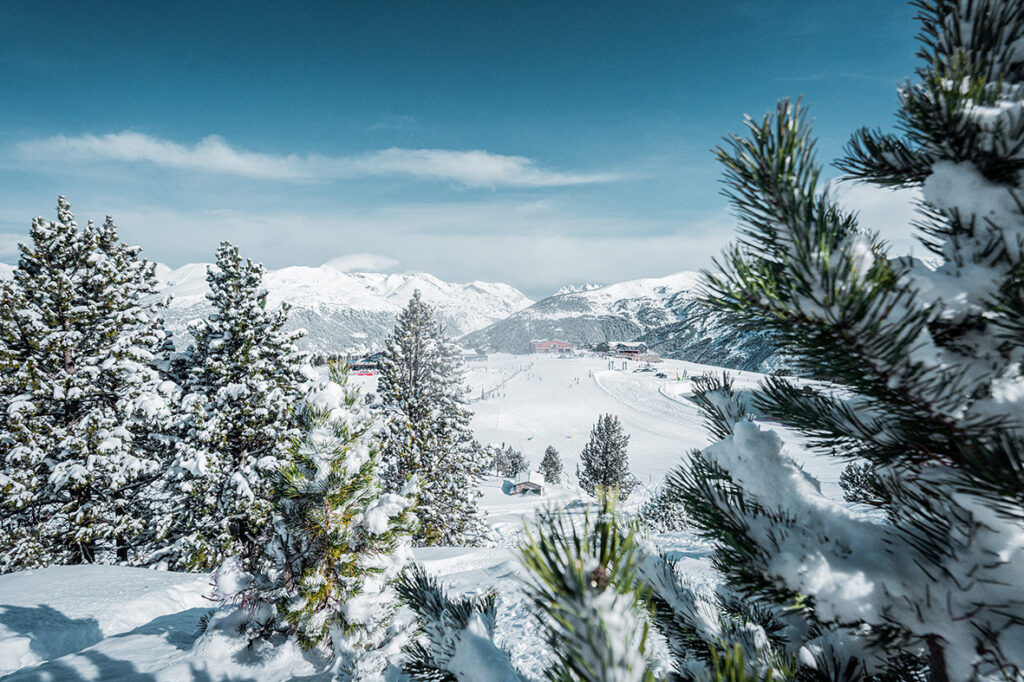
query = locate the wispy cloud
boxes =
[17,132,620,188]
[22,201,733,298]
[0,233,23,258]
[323,253,399,272]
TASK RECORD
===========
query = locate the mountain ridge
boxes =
[460,271,785,373]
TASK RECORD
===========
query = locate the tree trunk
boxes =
[927,635,949,682]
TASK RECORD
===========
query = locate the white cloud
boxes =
[323,253,399,272]
[62,201,732,298]
[0,233,23,258]
[833,180,922,254]
[17,132,620,188]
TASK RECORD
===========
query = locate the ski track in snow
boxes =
[0,353,848,680]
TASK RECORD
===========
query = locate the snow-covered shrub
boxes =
[519,497,656,682]
[637,485,687,533]
[838,461,882,507]
[504,449,528,478]
[576,414,637,501]
[671,2,1024,677]
[159,241,309,570]
[208,364,414,676]
[377,290,489,547]
[395,564,525,682]
[487,443,528,478]
[539,445,562,484]
[0,198,177,571]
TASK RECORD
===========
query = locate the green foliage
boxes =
[576,414,637,501]
[709,645,778,682]
[164,241,307,570]
[0,197,176,571]
[377,290,489,547]
[675,1,1024,678]
[395,563,524,681]
[540,445,563,485]
[211,364,413,665]
[520,496,656,682]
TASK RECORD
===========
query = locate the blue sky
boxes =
[0,1,920,297]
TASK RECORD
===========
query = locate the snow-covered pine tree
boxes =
[539,445,562,485]
[838,461,881,506]
[207,365,414,677]
[637,485,687,533]
[576,414,637,501]
[669,2,1024,677]
[504,449,528,478]
[520,497,656,682]
[396,564,526,682]
[0,197,178,571]
[162,241,308,570]
[377,290,488,547]
[486,444,511,476]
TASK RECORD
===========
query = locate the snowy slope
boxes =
[461,272,785,372]
[0,263,13,281]
[155,263,533,354]
[0,353,847,680]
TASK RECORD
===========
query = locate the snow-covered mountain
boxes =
[461,271,786,372]
[3,258,782,370]
[155,263,533,354]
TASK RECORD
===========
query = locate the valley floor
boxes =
[0,354,849,681]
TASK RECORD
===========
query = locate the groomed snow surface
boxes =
[0,354,847,681]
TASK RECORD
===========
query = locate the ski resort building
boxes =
[514,470,544,495]
[610,341,647,357]
[348,351,383,375]
[533,339,572,354]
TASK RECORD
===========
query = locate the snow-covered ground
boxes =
[0,354,847,680]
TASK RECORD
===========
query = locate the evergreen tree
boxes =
[377,290,488,547]
[0,197,177,571]
[487,443,511,476]
[161,241,308,570]
[637,485,687,533]
[838,462,882,506]
[207,365,414,676]
[396,564,525,682]
[520,497,656,682]
[577,414,636,501]
[669,2,1024,677]
[505,449,528,477]
[539,445,562,485]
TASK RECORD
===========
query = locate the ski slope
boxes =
[1,353,849,680]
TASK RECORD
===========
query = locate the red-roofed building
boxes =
[533,339,572,354]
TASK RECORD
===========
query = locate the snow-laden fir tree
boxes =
[637,485,687,533]
[504,449,528,478]
[577,414,637,501]
[539,445,562,485]
[161,241,308,570]
[207,365,414,679]
[0,198,178,571]
[838,461,881,506]
[424,489,802,681]
[668,2,1024,678]
[377,290,488,547]
[396,564,526,682]
[486,443,511,476]
[520,497,656,682]
[486,443,525,477]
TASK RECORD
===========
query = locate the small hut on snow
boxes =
[514,470,544,496]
